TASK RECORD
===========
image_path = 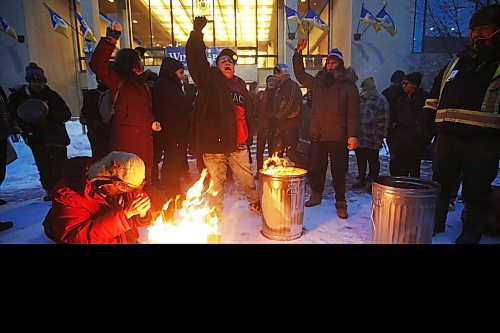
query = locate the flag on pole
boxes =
[302,9,316,31]
[359,4,381,32]
[73,10,97,42]
[46,6,69,38]
[303,8,329,32]
[375,5,397,36]
[285,5,302,24]
[0,16,18,41]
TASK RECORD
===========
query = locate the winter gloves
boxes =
[193,16,208,33]
[106,23,122,43]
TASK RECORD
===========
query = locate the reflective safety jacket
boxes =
[424,55,500,137]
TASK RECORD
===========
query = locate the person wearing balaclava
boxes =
[186,16,262,218]
[8,62,71,202]
[292,40,360,219]
[352,77,390,190]
[42,152,153,244]
[426,4,500,244]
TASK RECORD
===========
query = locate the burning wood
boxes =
[145,169,221,244]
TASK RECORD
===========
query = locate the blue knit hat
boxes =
[274,63,290,75]
[326,48,344,64]
[25,62,47,83]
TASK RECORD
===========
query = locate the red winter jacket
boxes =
[43,157,153,244]
[90,38,154,179]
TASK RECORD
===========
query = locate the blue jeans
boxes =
[203,145,259,214]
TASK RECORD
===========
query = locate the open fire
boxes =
[259,152,308,241]
[261,152,307,176]
[145,169,221,244]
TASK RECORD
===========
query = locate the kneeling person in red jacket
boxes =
[43,151,153,244]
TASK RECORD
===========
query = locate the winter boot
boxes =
[335,201,348,219]
[305,193,322,207]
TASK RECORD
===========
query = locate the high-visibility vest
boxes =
[427,57,500,129]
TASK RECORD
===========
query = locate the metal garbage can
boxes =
[371,176,440,244]
[259,168,307,241]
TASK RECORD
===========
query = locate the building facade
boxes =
[1,0,479,116]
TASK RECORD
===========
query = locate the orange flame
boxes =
[261,152,307,176]
[145,169,221,244]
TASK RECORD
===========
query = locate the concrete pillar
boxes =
[116,0,132,48]
[80,0,101,89]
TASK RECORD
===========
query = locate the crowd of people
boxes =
[0,4,498,244]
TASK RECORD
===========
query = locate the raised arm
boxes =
[292,39,317,90]
[89,23,123,91]
[186,17,210,88]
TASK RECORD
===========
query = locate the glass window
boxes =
[92,0,277,68]
[258,0,277,67]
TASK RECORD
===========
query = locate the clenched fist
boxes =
[296,39,307,53]
[193,16,208,32]
[106,22,122,41]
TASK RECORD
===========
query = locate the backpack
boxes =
[98,80,124,124]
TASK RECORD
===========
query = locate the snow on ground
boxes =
[1,119,499,244]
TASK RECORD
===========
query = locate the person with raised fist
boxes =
[90,22,157,182]
[185,16,262,218]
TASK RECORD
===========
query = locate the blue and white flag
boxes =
[303,8,329,32]
[360,4,381,32]
[376,6,397,36]
[0,16,18,41]
[46,6,69,38]
[285,5,302,24]
[73,10,97,42]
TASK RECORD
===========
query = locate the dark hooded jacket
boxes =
[152,58,191,147]
[293,51,360,142]
[388,87,430,149]
[8,84,71,147]
[186,30,255,154]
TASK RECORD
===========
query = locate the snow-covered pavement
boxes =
[1,119,499,244]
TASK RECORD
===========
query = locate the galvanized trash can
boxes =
[259,168,307,241]
[371,176,440,244]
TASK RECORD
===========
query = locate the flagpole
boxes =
[356,1,364,34]
[42,2,84,38]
